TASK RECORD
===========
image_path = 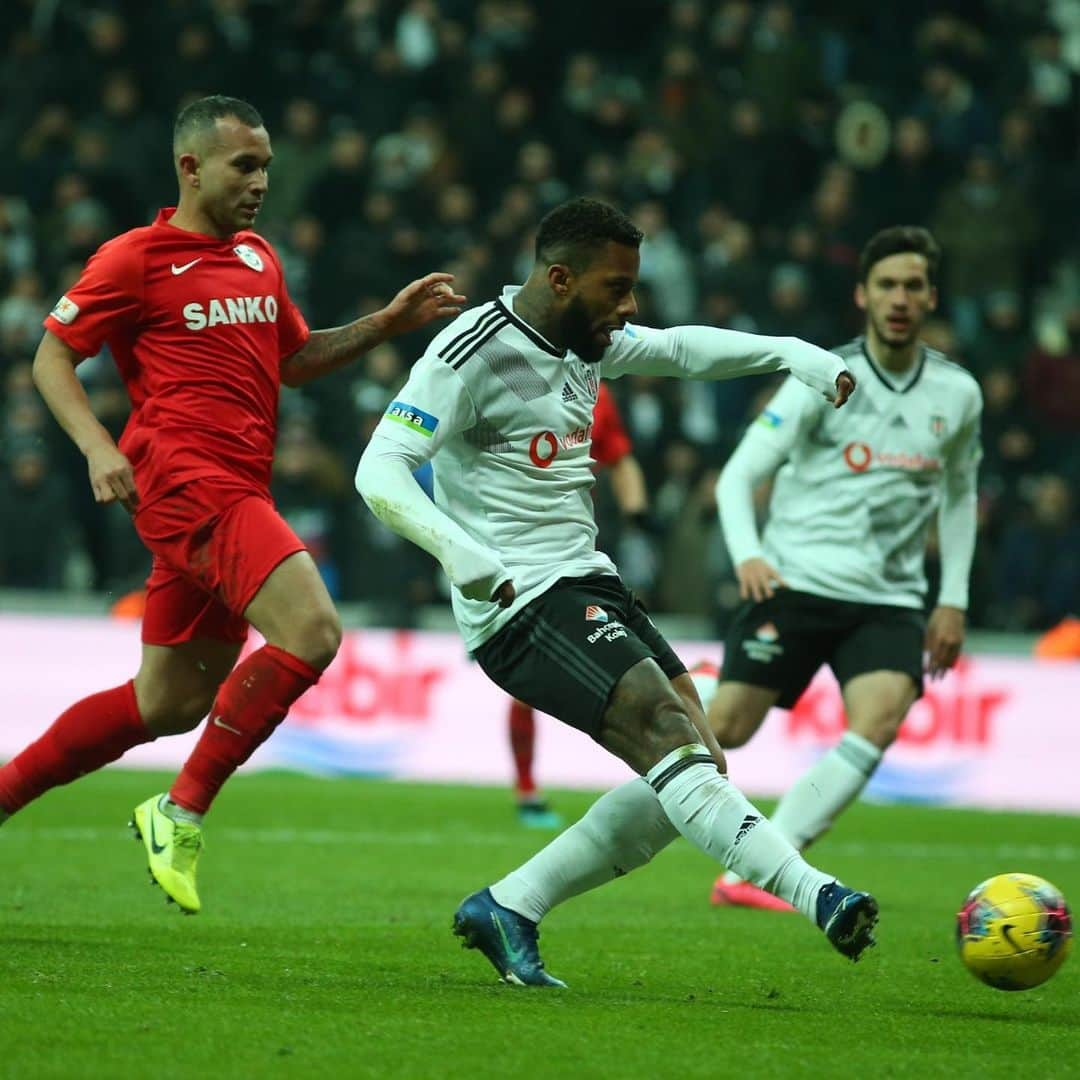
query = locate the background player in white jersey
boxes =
[356,197,878,987]
[696,226,982,912]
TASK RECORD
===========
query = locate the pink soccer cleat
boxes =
[710,877,797,913]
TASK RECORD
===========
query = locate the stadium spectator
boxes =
[0,443,71,588]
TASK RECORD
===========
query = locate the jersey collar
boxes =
[860,337,926,394]
[497,286,566,357]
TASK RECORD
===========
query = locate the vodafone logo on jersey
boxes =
[528,423,593,468]
[183,295,279,331]
[842,441,941,474]
[843,441,872,472]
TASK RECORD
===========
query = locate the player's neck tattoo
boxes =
[511,287,563,351]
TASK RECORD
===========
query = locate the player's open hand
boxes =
[736,557,787,602]
[832,370,856,409]
[87,443,139,513]
[380,273,466,337]
[925,604,965,679]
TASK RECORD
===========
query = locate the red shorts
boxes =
[135,482,307,646]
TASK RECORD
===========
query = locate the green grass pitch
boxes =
[0,770,1077,1079]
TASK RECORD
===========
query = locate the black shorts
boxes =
[474,574,687,739]
[720,589,925,709]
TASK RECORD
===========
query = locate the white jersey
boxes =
[357,285,848,649]
[719,337,983,610]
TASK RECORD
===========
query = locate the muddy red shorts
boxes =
[135,481,307,646]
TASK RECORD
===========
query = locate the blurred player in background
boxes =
[0,95,463,914]
[357,197,879,988]
[510,380,648,828]
[693,226,982,911]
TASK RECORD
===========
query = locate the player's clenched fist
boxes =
[87,443,139,512]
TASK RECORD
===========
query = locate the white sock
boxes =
[721,730,883,888]
[646,744,833,922]
[490,778,679,923]
[160,795,204,826]
[769,731,882,850]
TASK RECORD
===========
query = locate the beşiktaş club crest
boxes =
[233,244,264,271]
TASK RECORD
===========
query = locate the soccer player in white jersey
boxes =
[356,197,879,987]
[697,225,982,912]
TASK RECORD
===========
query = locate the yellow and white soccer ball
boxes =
[956,872,1072,991]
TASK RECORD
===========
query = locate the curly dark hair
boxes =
[173,94,264,152]
[858,225,941,286]
[535,197,643,271]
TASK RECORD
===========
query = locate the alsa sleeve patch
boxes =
[756,408,783,429]
[50,295,80,325]
[385,400,439,438]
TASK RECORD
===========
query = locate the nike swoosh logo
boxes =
[212,715,242,735]
[149,813,167,855]
[1001,923,1022,951]
[171,258,202,275]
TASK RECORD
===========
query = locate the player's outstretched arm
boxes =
[281,273,466,387]
[602,325,855,406]
[32,330,138,512]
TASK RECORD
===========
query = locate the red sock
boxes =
[0,681,149,814]
[169,644,319,815]
[508,697,537,800]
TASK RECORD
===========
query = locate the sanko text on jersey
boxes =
[182,295,280,331]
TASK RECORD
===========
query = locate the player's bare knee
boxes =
[851,710,904,751]
[641,697,700,757]
[708,700,758,750]
[292,607,342,671]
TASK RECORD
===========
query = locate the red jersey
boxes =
[590,381,632,468]
[44,208,309,504]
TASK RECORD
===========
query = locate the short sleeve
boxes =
[276,273,310,360]
[265,242,309,359]
[43,236,143,357]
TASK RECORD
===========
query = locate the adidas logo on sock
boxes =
[561,381,578,403]
[733,813,761,846]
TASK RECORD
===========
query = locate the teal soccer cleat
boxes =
[817,882,879,961]
[453,888,567,987]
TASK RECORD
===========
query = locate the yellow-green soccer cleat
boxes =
[130,795,204,914]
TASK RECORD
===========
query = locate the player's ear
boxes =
[548,264,572,298]
[176,152,201,189]
[927,285,939,313]
[854,281,868,312]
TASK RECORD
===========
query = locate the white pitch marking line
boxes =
[10,827,1080,862]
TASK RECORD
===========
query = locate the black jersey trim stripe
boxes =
[438,307,503,361]
[860,340,926,394]
[495,297,565,357]
[450,318,510,370]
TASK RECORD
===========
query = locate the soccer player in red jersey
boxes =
[0,95,465,913]
[510,381,649,827]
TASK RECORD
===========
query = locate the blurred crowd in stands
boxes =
[1,0,1078,632]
